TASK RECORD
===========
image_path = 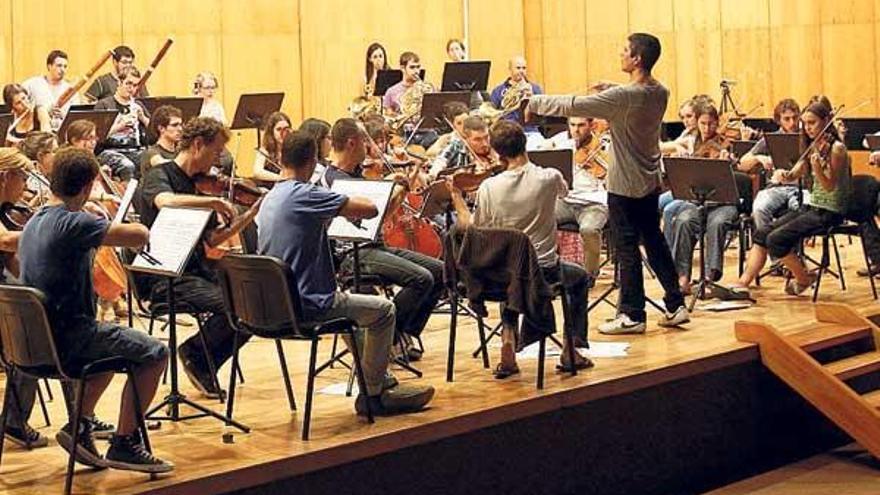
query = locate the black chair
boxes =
[812,175,880,302]
[0,286,154,495]
[215,254,373,440]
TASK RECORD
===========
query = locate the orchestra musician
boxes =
[660,97,699,156]
[546,116,609,279]
[662,101,740,295]
[94,66,150,182]
[17,131,58,206]
[319,118,444,357]
[139,105,182,177]
[252,111,291,183]
[255,130,435,416]
[85,45,149,102]
[446,38,467,62]
[382,51,439,149]
[425,101,469,160]
[19,146,172,473]
[490,55,542,145]
[729,96,851,298]
[2,84,51,145]
[298,117,332,182]
[193,72,227,124]
[135,117,262,399]
[449,120,593,376]
[382,52,420,115]
[527,33,690,335]
[21,50,79,130]
[427,115,498,181]
[363,43,390,98]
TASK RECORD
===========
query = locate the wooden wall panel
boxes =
[11,0,122,84]
[584,2,629,88]
[0,2,12,86]
[768,0,823,110]
[522,0,545,88]
[720,0,772,115]
[121,1,222,98]
[822,22,877,115]
[673,0,723,112]
[469,0,525,91]
[533,0,588,94]
[629,0,678,118]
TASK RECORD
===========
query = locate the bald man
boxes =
[490,55,543,143]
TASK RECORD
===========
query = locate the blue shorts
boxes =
[63,322,168,371]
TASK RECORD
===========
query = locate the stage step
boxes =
[736,303,880,460]
[787,322,872,353]
[825,351,880,381]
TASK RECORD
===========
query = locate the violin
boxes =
[194,173,264,207]
[574,131,610,180]
[0,202,33,231]
[692,134,732,159]
[718,103,764,142]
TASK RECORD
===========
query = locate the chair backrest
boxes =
[216,254,306,337]
[0,285,66,378]
[846,174,880,223]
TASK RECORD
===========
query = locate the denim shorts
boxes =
[63,322,168,370]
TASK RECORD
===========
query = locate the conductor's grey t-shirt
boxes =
[528,82,669,199]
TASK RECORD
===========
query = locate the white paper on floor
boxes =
[318,382,359,396]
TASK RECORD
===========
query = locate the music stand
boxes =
[731,139,758,159]
[530,149,573,188]
[128,206,249,432]
[230,92,284,148]
[419,91,471,129]
[0,114,12,142]
[842,118,880,150]
[57,109,119,144]
[662,121,686,141]
[138,96,204,123]
[864,134,880,151]
[441,61,491,92]
[69,104,95,112]
[664,157,743,310]
[742,118,777,134]
[764,133,801,171]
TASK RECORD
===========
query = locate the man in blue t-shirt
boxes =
[256,130,434,416]
[19,147,172,473]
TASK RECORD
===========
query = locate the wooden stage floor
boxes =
[2,240,880,494]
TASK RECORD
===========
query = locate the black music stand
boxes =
[139,96,204,123]
[864,134,880,151]
[662,121,686,141]
[842,118,880,150]
[0,113,12,141]
[664,157,745,310]
[441,61,491,92]
[57,109,118,144]
[731,139,758,159]
[530,149,573,188]
[128,206,249,432]
[230,92,285,147]
[419,91,471,130]
[69,104,95,112]
[742,118,777,134]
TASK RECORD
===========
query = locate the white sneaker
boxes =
[658,306,690,328]
[598,314,646,335]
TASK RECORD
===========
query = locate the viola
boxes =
[194,173,264,207]
[574,131,610,180]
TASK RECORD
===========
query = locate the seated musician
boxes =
[136,117,261,398]
[256,130,435,415]
[450,120,593,377]
[737,98,801,235]
[363,43,390,98]
[663,101,739,295]
[252,111,291,183]
[659,97,698,156]
[18,131,58,206]
[94,66,149,182]
[298,117,332,182]
[729,96,851,297]
[193,72,227,124]
[490,56,543,146]
[139,105,182,177]
[425,101,469,159]
[427,115,499,181]
[19,147,171,472]
[3,84,51,144]
[319,118,444,359]
[21,50,79,130]
[383,51,422,115]
[545,116,609,279]
[446,38,467,62]
[85,45,149,102]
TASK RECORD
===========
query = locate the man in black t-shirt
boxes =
[19,147,171,473]
[94,66,150,181]
[136,117,261,399]
[85,45,149,102]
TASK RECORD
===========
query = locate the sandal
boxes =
[556,356,595,373]
[493,362,520,379]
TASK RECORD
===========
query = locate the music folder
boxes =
[863,134,880,151]
[663,157,739,205]
[441,61,491,92]
[327,179,395,242]
[764,133,801,170]
[138,96,204,123]
[128,207,213,277]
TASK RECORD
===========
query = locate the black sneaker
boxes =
[354,383,435,416]
[179,348,223,400]
[85,415,116,440]
[4,423,48,448]
[105,433,174,473]
[55,421,106,469]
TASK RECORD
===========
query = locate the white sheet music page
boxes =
[129,207,213,277]
[327,179,395,242]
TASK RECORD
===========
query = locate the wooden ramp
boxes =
[736,303,880,458]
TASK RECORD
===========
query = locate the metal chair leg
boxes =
[275,339,296,411]
[537,337,546,390]
[35,380,50,427]
[475,316,490,369]
[0,370,11,466]
[226,332,241,421]
[861,230,878,299]
[302,337,320,441]
[831,234,845,290]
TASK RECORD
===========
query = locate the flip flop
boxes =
[493,363,520,379]
[556,358,595,373]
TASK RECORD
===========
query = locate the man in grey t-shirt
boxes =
[526,33,689,334]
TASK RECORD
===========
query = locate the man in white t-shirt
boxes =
[451,120,593,378]
[21,49,79,130]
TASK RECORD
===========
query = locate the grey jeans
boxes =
[310,292,395,396]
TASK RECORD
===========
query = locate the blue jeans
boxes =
[664,202,739,280]
[752,186,799,235]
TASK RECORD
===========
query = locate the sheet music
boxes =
[112,179,138,225]
[327,179,395,242]
[129,207,213,277]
